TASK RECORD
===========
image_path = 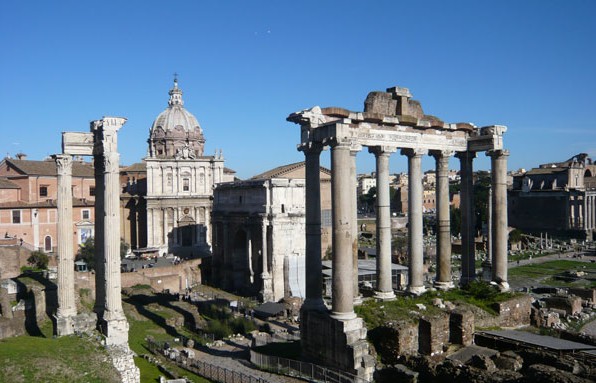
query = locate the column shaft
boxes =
[490,150,509,291]
[93,152,106,316]
[431,151,453,289]
[55,155,77,325]
[403,149,426,294]
[350,148,361,304]
[457,151,476,286]
[301,143,325,310]
[331,142,355,318]
[370,147,395,299]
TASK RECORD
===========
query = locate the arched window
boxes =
[44,236,52,252]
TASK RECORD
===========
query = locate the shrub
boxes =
[26,251,49,270]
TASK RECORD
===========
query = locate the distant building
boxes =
[210,162,331,302]
[144,79,231,258]
[0,156,95,253]
[509,153,596,239]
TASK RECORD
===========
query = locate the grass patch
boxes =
[510,260,596,288]
[0,329,120,383]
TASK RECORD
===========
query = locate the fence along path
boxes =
[147,339,305,383]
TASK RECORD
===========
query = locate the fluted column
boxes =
[370,146,396,300]
[55,154,76,335]
[300,143,326,311]
[350,145,362,304]
[93,117,129,346]
[402,148,427,295]
[93,145,106,317]
[431,150,454,290]
[330,140,356,319]
[489,150,509,291]
[456,151,476,286]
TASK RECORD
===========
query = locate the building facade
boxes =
[211,162,332,302]
[145,79,228,258]
[509,153,596,239]
[0,156,95,253]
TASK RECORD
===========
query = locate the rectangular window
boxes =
[39,186,48,197]
[12,210,21,224]
[89,186,95,196]
[183,178,190,192]
[321,209,332,227]
[82,209,90,220]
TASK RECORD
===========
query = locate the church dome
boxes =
[148,79,206,159]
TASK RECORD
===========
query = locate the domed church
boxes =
[145,78,226,258]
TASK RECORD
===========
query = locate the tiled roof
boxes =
[122,162,146,172]
[525,167,566,175]
[250,161,331,180]
[0,197,94,209]
[5,159,94,177]
[0,178,19,189]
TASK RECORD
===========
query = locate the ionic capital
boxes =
[429,149,455,161]
[401,148,427,158]
[369,146,397,157]
[53,154,73,175]
[298,141,324,155]
[486,149,510,159]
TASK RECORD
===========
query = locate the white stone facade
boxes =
[145,80,225,258]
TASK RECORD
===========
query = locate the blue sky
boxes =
[1,1,595,179]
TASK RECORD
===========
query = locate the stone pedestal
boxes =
[301,309,375,381]
[107,345,140,383]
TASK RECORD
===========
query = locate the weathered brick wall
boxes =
[544,296,583,316]
[492,295,532,328]
[0,245,24,279]
[449,309,474,346]
[419,312,449,355]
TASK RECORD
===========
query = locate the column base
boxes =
[56,314,75,336]
[433,281,454,291]
[495,281,510,292]
[374,290,396,301]
[101,313,130,346]
[407,285,426,296]
[259,274,274,303]
[330,310,357,321]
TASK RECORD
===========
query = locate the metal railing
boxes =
[146,338,267,383]
[250,350,369,383]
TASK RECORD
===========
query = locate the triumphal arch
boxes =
[288,86,508,380]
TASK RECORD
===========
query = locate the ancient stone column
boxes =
[95,117,130,346]
[431,150,454,290]
[370,146,396,300]
[456,151,476,286]
[300,143,326,311]
[402,148,427,295]
[93,142,106,317]
[350,145,362,304]
[260,218,273,302]
[489,150,509,291]
[54,154,76,335]
[330,140,356,319]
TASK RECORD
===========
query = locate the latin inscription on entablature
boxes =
[62,132,94,156]
[351,128,467,151]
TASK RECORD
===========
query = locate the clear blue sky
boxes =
[1,1,595,179]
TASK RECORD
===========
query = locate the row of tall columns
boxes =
[404,149,426,294]
[490,150,510,291]
[301,143,326,311]
[370,147,396,299]
[585,195,596,230]
[457,151,476,286]
[55,154,77,335]
[330,141,356,319]
[432,150,454,290]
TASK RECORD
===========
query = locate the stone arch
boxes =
[585,169,593,178]
[232,229,249,291]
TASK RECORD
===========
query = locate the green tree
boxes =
[76,237,130,271]
[509,228,523,244]
[450,206,461,236]
[27,251,49,270]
